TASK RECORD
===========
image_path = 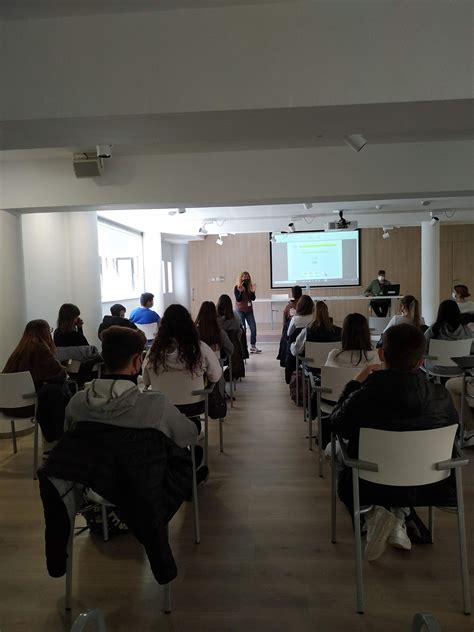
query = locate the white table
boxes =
[254,295,403,329]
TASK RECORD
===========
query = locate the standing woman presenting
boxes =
[234,271,261,354]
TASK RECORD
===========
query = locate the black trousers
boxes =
[370,299,390,317]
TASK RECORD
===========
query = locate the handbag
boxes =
[208,382,227,420]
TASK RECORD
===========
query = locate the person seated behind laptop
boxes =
[98,303,137,339]
[330,324,458,562]
[129,292,161,325]
[364,269,391,317]
[65,326,208,481]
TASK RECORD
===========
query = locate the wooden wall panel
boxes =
[188,227,423,323]
[440,224,474,301]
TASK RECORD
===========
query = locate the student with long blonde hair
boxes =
[234,270,261,353]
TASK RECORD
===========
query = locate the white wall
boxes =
[172,243,190,310]
[143,231,164,317]
[0,211,26,366]
[1,3,471,121]
[161,240,175,310]
[21,211,102,346]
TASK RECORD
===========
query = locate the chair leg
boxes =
[331,434,337,543]
[295,358,299,406]
[454,469,471,614]
[219,419,224,453]
[308,387,313,452]
[302,367,306,422]
[10,420,17,454]
[191,446,200,544]
[352,470,365,614]
[101,504,109,542]
[459,373,467,447]
[163,523,172,613]
[204,396,209,467]
[65,515,75,612]
[33,418,39,480]
[229,363,234,408]
[428,506,434,542]
[316,390,323,477]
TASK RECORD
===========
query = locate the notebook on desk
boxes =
[382,284,400,296]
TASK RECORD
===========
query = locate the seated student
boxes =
[383,295,424,332]
[2,319,71,446]
[216,294,242,339]
[325,313,377,368]
[452,284,474,314]
[282,286,303,324]
[98,303,137,339]
[292,300,342,357]
[54,303,101,384]
[287,295,315,337]
[129,292,161,325]
[66,326,197,446]
[445,376,474,446]
[142,304,222,433]
[330,324,458,561]
[196,301,234,357]
[424,300,473,376]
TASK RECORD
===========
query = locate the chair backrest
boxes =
[368,316,391,335]
[305,341,341,369]
[428,338,473,367]
[146,369,204,406]
[320,366,360,403]
[0,371,36,408]
[358,425,458,486]
[135,323,158,341]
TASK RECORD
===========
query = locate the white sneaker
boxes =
[388,519,412,551]
[250,345,262,354]
[364,506,396,561]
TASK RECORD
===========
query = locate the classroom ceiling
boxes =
[1,100,473,154]
[0,0,290,19]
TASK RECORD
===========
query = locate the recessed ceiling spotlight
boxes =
[375,204,383,211]
[421,200,431,207]
[178,207,186,214]
[344,134,367,152]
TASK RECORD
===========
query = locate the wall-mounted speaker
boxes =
[73,154,103,178]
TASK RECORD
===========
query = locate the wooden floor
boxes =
[0,342,473,631]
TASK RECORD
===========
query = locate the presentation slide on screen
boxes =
[271,230,360,288]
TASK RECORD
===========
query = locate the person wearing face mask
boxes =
[364,269,391,317]
[234,270,261,353]
[65,326,198,449]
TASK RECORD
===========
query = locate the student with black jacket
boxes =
[330,324,458,562]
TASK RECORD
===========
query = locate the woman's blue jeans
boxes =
[238,310,257,346]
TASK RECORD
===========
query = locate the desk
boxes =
[451,356,474,446]
[254,295,403,328]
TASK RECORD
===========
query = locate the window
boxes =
[167,261,173,293]
[98,219,144,301]
[162,260,167,293]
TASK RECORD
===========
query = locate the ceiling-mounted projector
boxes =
[73,152,103,178]
[325,221,358,231]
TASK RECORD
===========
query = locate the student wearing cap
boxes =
[98,304,137,340]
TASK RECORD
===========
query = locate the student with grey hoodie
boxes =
[65,326,199,451]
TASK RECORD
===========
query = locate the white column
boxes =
[0,210,26,367]
[68,212,102,347]
[421,220,440,326]
[143,231,164,317]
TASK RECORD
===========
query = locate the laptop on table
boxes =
[382,284,400,296]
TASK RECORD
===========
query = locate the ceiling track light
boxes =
[303,203,313,210]
[382,226,393,240]
[216,234,224,246]
[344,133,367,152]
[430,212,440,226]
[288,222,296,233]
[199,227,208,236]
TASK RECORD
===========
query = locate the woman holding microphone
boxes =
[234,271,261,354]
